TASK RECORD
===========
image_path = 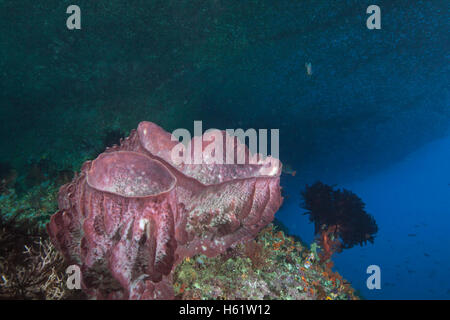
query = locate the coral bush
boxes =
[301,182,378,261]
[0,181,86,300]
[0,212,69,299]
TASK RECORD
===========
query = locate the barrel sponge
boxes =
[47,121,283,299]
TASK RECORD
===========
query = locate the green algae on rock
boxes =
[0,183,59,233]
[173,224,359,300]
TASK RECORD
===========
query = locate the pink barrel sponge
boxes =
[47,121,283,299]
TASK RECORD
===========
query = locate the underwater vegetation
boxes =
[301,182,378,263]
[0,124,371,301]
[0,183,58,233]
[0,207,84,300]
[0,155,79,299]
[173,224,358,300]
[0,137,362,300]
[0,123,373,300]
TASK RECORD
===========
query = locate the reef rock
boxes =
[47,121,282,299]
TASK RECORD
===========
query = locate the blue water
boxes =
[279,133,450,299]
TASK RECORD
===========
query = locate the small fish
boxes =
[282,164,297,177]
[305,62,313,76]
[407,233,417,237]
[303,252,315,269]
[424,253,430,257]
[304,259,312,269]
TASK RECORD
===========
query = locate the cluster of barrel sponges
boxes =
[47,122,283,299]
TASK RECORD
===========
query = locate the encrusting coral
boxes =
[173,224,359,300]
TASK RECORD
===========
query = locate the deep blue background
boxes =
[278,133,450,299]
